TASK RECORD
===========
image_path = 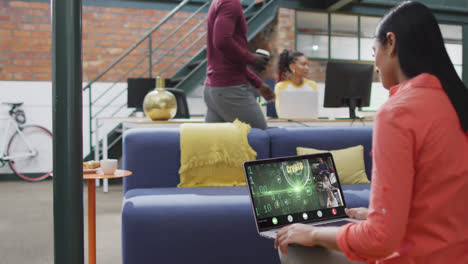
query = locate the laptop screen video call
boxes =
[245,153,347,230]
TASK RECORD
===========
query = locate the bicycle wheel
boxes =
[7,125,53,181]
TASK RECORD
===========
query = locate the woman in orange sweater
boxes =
[275,1,468,263]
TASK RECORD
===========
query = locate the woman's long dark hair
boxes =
[277,49,304,82]
[376,1,468,131]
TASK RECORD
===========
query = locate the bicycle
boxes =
[0,102,53,181]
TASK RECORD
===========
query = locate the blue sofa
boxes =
[122,126,373,264]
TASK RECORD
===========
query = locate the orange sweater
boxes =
[337,73,468,263]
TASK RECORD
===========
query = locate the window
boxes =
[296,12,380,62]
[331,14,358,60]
[440,24,463,78]
[297,12,328,58]
[296,13,463,69]
[360,16,380,61]
[295,11,464,112]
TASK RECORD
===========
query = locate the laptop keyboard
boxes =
[261,230,279,239]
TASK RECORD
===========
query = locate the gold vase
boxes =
[143,77,177,120]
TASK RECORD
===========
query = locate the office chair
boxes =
[166,88,190,118]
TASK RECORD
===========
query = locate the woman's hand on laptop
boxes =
[345,207,368,220]
[275,224,341,254]
[275,223,317,254]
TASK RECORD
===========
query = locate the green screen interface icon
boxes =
[272,217,278,225]
[281,159,311,189]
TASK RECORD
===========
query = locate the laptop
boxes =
[243,152,360,239]
[277,89,319,119]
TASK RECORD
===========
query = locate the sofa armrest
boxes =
[122,187,280,264]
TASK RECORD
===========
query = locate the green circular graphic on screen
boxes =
[281,159,311,189]
[272,217,278,225]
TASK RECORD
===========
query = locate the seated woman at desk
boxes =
[274,49,318,117]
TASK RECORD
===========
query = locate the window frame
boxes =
[294,10,464,111]
[295,11,380,62]
[295,11,464,74]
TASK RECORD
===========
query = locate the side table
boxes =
[83,169,132,264]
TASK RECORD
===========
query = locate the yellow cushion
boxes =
[296,145,370,184]
[179,165,247,187]
[178,119,256,187]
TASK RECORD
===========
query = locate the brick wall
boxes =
[251,7,328,83]
[0,1,51,81]
[0,1,329,84]
[250,7,295,81]
[0,0,205,82]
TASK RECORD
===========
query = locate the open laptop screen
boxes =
[244,152,347,230]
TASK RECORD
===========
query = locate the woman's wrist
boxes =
[309,228,319,246]
[312,227,341,251]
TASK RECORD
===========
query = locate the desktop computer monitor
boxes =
[127,78,155,111]
[324,61,374,119]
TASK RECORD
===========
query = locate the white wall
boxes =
[0,81,53,174]
[0,80,133,174]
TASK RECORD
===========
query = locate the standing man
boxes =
[203,0,275,129]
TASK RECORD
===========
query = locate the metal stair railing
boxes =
[83,0,275,160]
[89,1,211,120]
[165,0,264,79]
[82,0,202,155]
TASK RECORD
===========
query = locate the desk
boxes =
[121,117,374,130]
[83,169,132,264]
